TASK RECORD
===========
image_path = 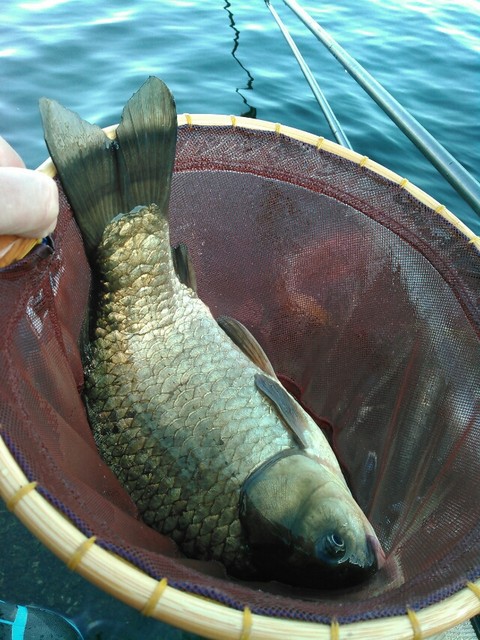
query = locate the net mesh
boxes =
[1,124,479,624]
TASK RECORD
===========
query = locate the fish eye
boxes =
[317,532,346,561]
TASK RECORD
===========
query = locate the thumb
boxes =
[0,167,59,238]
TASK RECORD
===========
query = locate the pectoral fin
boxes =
[218,316,276,377]
[171,243,197,292]
[254,373,310,449]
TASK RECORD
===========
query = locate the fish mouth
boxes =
[245,536,379,589]
[242,543,379,591]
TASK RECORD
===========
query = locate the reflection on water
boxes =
[224,0,257,118]
[1,0,478,231]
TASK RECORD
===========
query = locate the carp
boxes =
[40,77,383,587]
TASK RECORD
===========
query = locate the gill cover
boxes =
[239,450,378,588]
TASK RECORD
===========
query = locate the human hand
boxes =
[0,136,59,237]
[0,136,59,266]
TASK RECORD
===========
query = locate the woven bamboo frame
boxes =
[1,116,479,639]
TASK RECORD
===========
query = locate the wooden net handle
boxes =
[0,235,40,268]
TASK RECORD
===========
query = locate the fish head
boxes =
[284,491,383,588]
[240,451,384,588]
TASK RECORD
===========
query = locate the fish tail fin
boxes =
[39,77,177,256]
[39,97,117,255]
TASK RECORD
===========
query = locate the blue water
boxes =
[2,0,480,231]
[0,1,479,638]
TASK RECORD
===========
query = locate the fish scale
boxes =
[85,207,295,570]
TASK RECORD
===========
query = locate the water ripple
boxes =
[1,0,478,230]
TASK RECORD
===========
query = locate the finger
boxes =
[0,136,26,168]
[0,167,59,237]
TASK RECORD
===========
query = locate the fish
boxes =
[39,77,384,588]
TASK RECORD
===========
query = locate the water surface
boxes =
[2,0,479,229]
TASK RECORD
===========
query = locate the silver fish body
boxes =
[86,204,296,574]
[40,77,384,586]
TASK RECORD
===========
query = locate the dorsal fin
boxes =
[171,243,197,292]
[218,316,276,377]
[254,373,310,448]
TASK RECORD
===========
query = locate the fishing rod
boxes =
[282,0,480,218]
[265,0,352,149]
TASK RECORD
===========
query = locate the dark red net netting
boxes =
[1,125,479,624]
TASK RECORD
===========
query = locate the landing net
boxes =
[1,116,479,639]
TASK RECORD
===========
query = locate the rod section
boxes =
[266,0,352,149]
[283,0,480,217]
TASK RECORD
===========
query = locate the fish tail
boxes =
[39,77,177,256]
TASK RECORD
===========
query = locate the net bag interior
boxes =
[1,118,479,638]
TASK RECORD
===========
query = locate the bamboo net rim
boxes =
[1,438,479,639]
[1,115,479,638]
